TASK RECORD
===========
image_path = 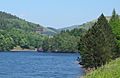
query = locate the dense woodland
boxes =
[42,28,86,52]
[79,9,120,69]
[0,11,87,52]
[0,11,46,51]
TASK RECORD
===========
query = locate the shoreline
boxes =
[10,46,37,52]
[10,46,79,53]
[11,49,36,52]
[9,51,79,53]
[9,49,79,53]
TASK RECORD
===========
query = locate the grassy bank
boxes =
[84,58,120,78]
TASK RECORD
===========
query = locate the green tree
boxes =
[42,28,86,52]
[79,14,116,69]
[109,9,120,57]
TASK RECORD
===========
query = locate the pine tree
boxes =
[109,9,120,35]
[79,14,116,69]
[109,9,120,57]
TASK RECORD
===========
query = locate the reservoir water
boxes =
[0,52,84,78]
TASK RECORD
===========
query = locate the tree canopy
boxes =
[78,14,116,69]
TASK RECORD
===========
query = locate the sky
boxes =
[0,0,120,29]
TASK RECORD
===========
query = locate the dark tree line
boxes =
[78,10,120,69]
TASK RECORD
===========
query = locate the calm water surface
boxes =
[0,52,84,78]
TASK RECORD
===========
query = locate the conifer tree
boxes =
[79,14,116,69]
[109,9,120,57]
[109,9,120,35]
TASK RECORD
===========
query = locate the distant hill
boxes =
[0,11,57,35]
[0,11,112,35]
[58,21,95,32]
[58,16,112,31]
[42,27,58,36]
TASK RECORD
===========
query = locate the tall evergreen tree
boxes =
[79,14,116,69]
[109,9,120,57]
[109,9,120,35]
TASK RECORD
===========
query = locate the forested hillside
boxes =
[0,11,47,51]
[42,28,86,52]
[1,10,119,53]
[58,16,116,32]
[42,15,116,53]
[58,21,95,31]
[0,11,87,52]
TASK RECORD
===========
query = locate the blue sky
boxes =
[0,0,120,29]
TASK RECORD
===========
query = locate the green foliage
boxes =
[79,14,116,69]
[0,11,45,51]
[58,20,95,32]
[0,30,15,51]
[109,9,120,36]
[0,28,45,51]
[84,58,120,78]
[109,9,120,57]
[42,28,86,52]
[0,11,18,19]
